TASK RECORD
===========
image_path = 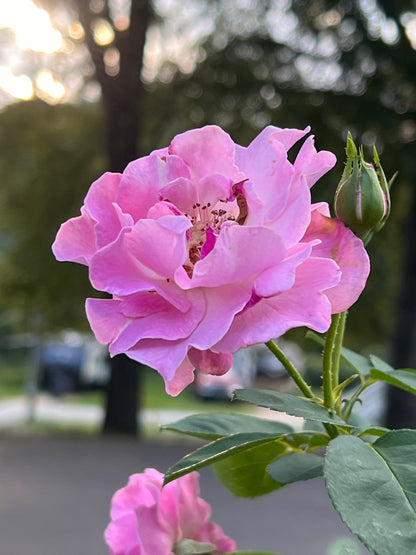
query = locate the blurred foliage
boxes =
[0,0,415,354]
[0,100,106,331]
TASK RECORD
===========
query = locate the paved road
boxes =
[0,433,369,555]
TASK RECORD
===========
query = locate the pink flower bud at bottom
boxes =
[104,468,236,554]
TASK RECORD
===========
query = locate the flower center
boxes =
[182,183,248,277]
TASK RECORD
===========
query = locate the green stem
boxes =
[265,339,314,399]
[322,314,341,410]
[324,422,340,439]
[331,311,348,391]
[342,379,375,422]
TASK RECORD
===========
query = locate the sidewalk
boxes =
[0,394,304,429]
[0,395,198,429]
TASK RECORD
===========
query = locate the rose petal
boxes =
[169,126,243,182]
[168,473,211,539]
[84,172,132,249]
[238,125,309,154]
[164,356,196,396]
[294,135,337,188]
[121,337,189,383]
[215,257,340,352]
[109,290,205,353]
[89,216,191,296]
[117,153,167,221]
[235,135,294,228]
[52,207,97,265]
[134,504,173,555]
[191,225,287,287]
[159,177,197,214]
[110,472,160,520]
[188,282,252,350]
[303,204,370,312]
[254,241,314,298]
[188,348,233,376]
[85,298,126,344]
[105,514,143,555]
[129,215,191,278]
[197,173,233,207]
[105,469,235,554]
[266,170,311,246]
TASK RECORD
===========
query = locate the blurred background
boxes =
[0,1,414,552]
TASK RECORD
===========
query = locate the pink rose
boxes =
[52,125,370,395]
[104,468,236,555]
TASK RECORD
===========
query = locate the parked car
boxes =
[40,332,110,395]
[253,340,305,379]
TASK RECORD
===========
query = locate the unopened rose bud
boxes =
[334,132,394,244]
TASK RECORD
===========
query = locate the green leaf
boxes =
[339,346,373,375]
[355,426,389,439]
[307,433,330,449]
[164,432,281,485]
[213,440,286,497]
[234,389,350,426]
[287,432,329,450]
[344,411,370,429]
[267,452,323,485]
[162,412,293,440]
[302,419,326,433]
[369,354,395,373]
[370,366,416,396]
[214,429,329,496]
[306,331,372,375]
[324,432,416,555]
[374,430,416,509]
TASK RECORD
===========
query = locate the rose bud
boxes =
[334,132,393,244]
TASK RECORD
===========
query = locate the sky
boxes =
[0,0,206,108]
[0,0,414,109]
[0,0,65,103]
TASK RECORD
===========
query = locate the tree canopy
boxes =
[0,100,105,331]
[0,0,415,378]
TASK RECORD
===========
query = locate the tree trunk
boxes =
[103,355,142,435]
[385,186,416,428]
[75,0,151,435]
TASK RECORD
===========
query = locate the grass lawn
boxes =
[0,361,28,400]
[64,368,244,413]
[0,355,241,413]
